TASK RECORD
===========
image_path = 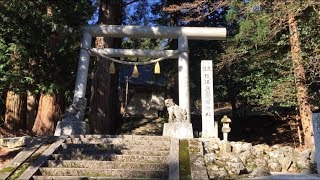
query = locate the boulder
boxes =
[203,140,219,153]
[254,157,268,169]
[239,150,252,164]
[268,149,285,159]
[204,153,216,165]
[219,141,232,153]
[250,167,271,177]
[287,161,299,172]
[279,146,294,154]
[230,141,252,154]
[225,161,246,175]
[267,160,282,172]
[207,164,228,179]
[251,144,270,156]
[278,156,293,172]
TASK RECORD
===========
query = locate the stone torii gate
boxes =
[54,25,226,136]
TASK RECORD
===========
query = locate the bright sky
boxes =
[88,0,161,25]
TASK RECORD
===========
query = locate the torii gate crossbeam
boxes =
[55,25,226,136]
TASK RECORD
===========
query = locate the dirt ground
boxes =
[0,127,29,168]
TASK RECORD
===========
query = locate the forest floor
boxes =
[0,127,29,168]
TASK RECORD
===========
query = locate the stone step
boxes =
[68,135,171,141]
[56,148,170,156]
[38,167,168,178]
[33,175,161,180]
[65,137,171,147]
[59,143,170,151]
[47,160,168,171]
[51,154,168,163]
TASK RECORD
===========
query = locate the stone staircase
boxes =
[25,135,177,179]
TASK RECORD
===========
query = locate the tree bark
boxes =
[32,92,62,135]
[288,11,314,148]
[4,91,26,130]
[89,0,122,134]
[26,91,38,132]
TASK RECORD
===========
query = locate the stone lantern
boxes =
[221,115,231,141]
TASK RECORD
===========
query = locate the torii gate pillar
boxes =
[178,35,191,122]
[54,25,227,136]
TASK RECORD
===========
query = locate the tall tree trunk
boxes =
[288,11,314,148]
[32,92,62,135]
[90,43,110,134]
[5,91,26,130]
[0,93,5,126]
[26,91,38,132]
[31,3,65,136]
[89,0,122,134]
[109,3,122,134]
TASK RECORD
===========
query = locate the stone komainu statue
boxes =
[64,97,87,120]
[164,99,187,123]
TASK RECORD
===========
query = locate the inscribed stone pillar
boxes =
[201,60,216,138]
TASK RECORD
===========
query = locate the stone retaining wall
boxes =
[202,139,316,179]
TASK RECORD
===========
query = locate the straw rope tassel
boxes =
[154,62,160,74]
[109,62,115,74]
[132,65,139,78]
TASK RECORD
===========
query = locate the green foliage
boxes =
[235,11,270,44]
[299,7,320,107]
[0,0,94,95]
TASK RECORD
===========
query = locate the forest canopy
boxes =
[0,0,319,148]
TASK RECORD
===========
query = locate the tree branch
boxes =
[125,0,139,6]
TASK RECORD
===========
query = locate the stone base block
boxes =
[54,120,86,136]
[163,122,193,139]
[0,136,32,148]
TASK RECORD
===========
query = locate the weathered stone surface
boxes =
[299,149,312,161]
[204,153,216,165]
[254,157,268,168]
[267,160,282,172]
[250,167,271,177]
[188,139,209,179]
[20,135,173,179]
[168,138,179,180]
[203,139,220,153]
[251,144,270,156]
[279,146,294,154]
[39,167,167,178]
[219,141,232,153]
[47,160,168,171]
[230,141,252,154]
[163,122,193,139]
[268,149,285,159]
[207,164,227,179]
[201,139,316,179]
[0,136,32,148]
[164,99,187,123]
[296,157,311,170]
[225,160,246,175]
[288,161,299,172]
[239,150,251,164]
[54,120,86,136]
[278,156,293,172]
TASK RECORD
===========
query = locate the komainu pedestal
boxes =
[54,97,87,136]
[163,122,193,139]
[54,118,86,136]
